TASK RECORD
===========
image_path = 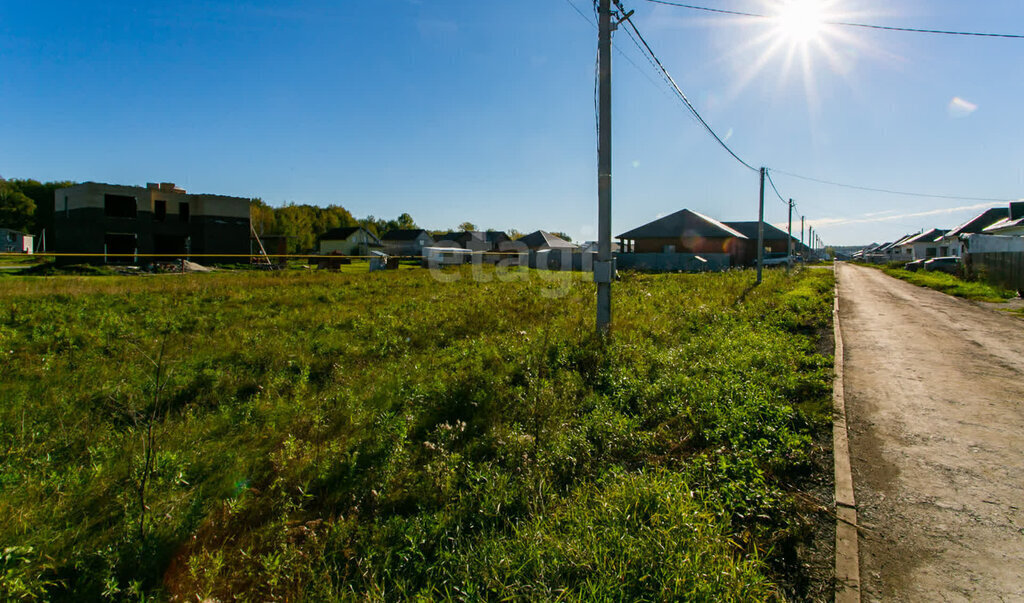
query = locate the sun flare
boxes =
[775,0,828,43]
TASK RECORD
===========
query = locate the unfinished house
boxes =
[53,182,251,264]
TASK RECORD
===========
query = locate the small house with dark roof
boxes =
[516,230,577,251]
[428,232,464,249]
[446,230,512,252]
[724,221,803,264]
[318,226,381,256]
[885,233,919,262]
[617,209,748,265]
[901,228,948,260]
[380,229,434,256]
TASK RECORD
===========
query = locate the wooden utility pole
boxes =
[756,167,765,284]
[596,0,613,335]
[787,198,794,272]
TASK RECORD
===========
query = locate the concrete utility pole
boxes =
[756,167,765,284]
[801,216,805,258]
[595,0,613,335]
[787,199,794,272]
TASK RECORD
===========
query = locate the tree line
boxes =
[0,178,572,251]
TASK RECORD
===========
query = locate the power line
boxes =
[641,0,1024,39]
[563,0,673,94]
[769,169,1012,202]
[616,5,758,172]
[764,169,790,207]
[564,0,595,23]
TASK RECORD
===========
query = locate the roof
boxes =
[450,230,511,243]
[889,233,921,249]
[944,208,1009,238]
[319,226,380,243]
[518,230,577,250]
[902,228,947,245]
[381,229,432,241]
[984,216,1024,233]
[723,221,794,241]
[618,209,747,240]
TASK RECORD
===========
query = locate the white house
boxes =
[0,228,34,253]
[885,233,918,262]
[899,228,947,260]
[936,207,1009,257]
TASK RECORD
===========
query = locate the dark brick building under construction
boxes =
[53,182,251,264]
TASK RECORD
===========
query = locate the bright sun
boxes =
[775,0,828,43]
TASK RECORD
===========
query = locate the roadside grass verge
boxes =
[879,266,1015,302]
[0,266,833,600]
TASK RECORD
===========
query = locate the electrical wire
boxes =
[769,169,1013,202]
[615,4,759,172]
[641,0,1024,39]
[764,169,790,207]
[563,0,673,94]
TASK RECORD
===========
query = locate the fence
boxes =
[965,252,1024,294]
[615,252,730,272]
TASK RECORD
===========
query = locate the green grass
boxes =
[879,266,1016,302]
[0,266,834,600]
[0,254,49,268]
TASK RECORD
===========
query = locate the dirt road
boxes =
[837,263,1024,601]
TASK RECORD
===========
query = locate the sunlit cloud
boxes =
[806,202,996,229]
[948,96,978,118]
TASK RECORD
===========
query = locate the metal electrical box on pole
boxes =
[756,167,765,285]
[595,0,613,335]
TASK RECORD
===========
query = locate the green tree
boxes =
[250,198,275,236]
[5,179,75,236]
[550,231,573,243]
[395,213,417,230]
[458,222,477,232]
[0,181,36,232]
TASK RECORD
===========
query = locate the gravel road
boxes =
[837,262,1024,602]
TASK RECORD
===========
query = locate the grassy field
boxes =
[0,266,834,600]
[878,265,1016,302]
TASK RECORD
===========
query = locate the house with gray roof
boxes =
[901,228,948,260]
[516,230,576,251]
[380,229,434,256]
[617,209,749,266]
[982,201,1024,236]
[936,207,1009,257]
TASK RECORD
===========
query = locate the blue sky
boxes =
[2,0,1022,245]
